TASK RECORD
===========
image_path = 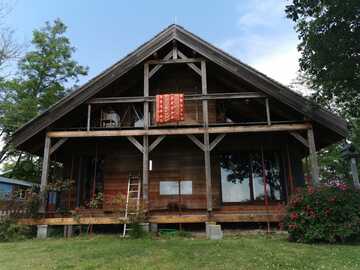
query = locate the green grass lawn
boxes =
[0,234,359,270]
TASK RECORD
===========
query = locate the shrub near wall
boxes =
[284,183,360,243]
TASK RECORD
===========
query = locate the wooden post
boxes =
[87,104,91,131]
[76,157,82,207]
[201,60,212,212]
[265,98,271,125]
[39,136,51,213]
[143,135,149,204]
[143,63,150,207]
[350,157,360,189]
[144,63,149,129]
[307,127,320,186]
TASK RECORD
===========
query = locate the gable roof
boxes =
[11,24,347,148]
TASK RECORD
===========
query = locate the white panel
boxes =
[180,181,192,195]
[160,181,179,195]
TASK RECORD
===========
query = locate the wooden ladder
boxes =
[122,173,141,237]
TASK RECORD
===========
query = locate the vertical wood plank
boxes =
[144,63,149,129]
[87,104,91,131]
[76,157,82,207]
[143,135,149,203]
[265,98,271,125]
[204,133,212,211]
[172,47,178,59]
[201,60,212,211]
[307,127,320,186]
[143,63,150,206]
[39,136,51,213]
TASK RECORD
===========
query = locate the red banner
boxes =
[155,94,185,124]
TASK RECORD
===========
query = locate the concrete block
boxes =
[37,225,48,239]
[205,221,217,236]
[207,224,223,240]
[150,223,158,233]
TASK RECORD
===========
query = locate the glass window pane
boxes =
[180,181,192,195]
[220,153,251,202]
[251,152,282,201]
[160,181,179,195]
[265,152,282,200]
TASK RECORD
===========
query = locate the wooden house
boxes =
[11,25,347,229]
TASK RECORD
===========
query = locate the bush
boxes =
[0,217,34,242]
[128,223,149,239]
[284,182,360,243]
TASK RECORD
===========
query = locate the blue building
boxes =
[0,177,35,200]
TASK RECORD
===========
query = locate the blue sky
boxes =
[6,0,300,86]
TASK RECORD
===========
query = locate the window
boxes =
[159,180,192,195]
[220,151,284,203]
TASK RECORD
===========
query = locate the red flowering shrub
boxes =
[284,182,360,243]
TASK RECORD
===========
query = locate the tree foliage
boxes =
[286,0,360,182]
[286,0,360,118]
[0,19,88,180]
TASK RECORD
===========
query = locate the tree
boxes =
[286,0,360,182]
[285,0,360,118]
[0,19,88,181]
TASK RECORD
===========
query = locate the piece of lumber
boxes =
[265,98,271,125]
[209,134,226,151]
[87,104,91,131]
[290,132,309,147]
[177,49,202,76]
[127,136,143,153]
[307,127,320,186]
[47,123,312,138]
[148,49,174,79]
[87,92,266,104]
[186,134,205,151]
[49,138,68,155]
[148,214,208,224]
[149,135,166,152]
[146,58,202,65]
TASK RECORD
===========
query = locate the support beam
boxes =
[177,50,202,76]
[47,123,312,138]
[39,136,51,213]
[148,49,173,79]
[209,134,226,151]
[87,104,91,131]
[87,92,266,104]
[147,58,202,65]
[265,98,271,125]
[186,134,205,151]
[49,138,68,155]
[144,63,149,129]
[143,62,150,207]
[149,135,166,152]
[143,135,149,204]
[290,132,309,148]
[204,133,212,211]
[127,136,144,153]
[172,46,178,59]
[307,128,320,186]
[201,60,212,212]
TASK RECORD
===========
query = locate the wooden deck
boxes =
[18,207,285,225]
